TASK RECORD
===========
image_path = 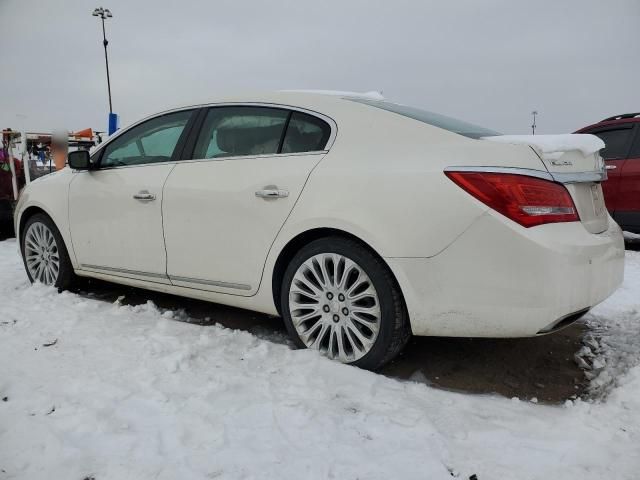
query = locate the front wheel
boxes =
[21,213,75,290]
[280,236,410,370]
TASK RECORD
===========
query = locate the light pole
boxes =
[92,7,118,134]
[531,110,538,135]
[92,7,113,113]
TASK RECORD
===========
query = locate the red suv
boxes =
[0,152,23,232]
[576,113,640,233]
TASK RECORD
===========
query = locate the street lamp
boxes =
[92,7,118,134]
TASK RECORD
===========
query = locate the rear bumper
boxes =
[387,213,625,337]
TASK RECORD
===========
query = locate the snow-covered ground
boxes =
[1,239,639,480]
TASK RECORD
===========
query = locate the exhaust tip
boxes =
[536,308,590,335]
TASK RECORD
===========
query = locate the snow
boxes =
[577,251,640,399]
[1,238,639,479]
[483,134,605,157]
[623,230,640,242]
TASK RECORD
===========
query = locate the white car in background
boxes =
[14,92,624,369]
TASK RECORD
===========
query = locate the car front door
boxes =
[162,105,334,294]
[68,109,196,283]
[587,124,635,218]
[617,125,640,232]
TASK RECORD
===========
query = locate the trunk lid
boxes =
[482,134,609,234]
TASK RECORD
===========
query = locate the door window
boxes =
[590,126,634,160]
[627,126,640,159]
[100,110,193,168]
[193,107,288,159]
[281,111,331,154]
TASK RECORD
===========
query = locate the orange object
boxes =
[72,128,94,138]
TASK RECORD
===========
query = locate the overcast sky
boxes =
[1,0,638,134]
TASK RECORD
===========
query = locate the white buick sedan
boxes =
[15,92,624,369]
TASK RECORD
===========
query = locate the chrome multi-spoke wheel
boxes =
[288,252,381,363]
[24,221,60,285]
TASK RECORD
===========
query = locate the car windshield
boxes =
[348,98,500,139]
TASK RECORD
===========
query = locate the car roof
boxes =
[158,91,376,117]
[576,112,640,133]
[94,91,391,151]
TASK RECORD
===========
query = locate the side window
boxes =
[628,126,640,159]
[193,107,288,159]
[100,110,192,167]
[281,112,331,154]
[591,127,634,160]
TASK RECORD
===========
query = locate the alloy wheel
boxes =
[24,222,60,285]
[288,253,381,362]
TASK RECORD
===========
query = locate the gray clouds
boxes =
[1,0,638,134]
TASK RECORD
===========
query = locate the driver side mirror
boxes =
[68,150,91,170]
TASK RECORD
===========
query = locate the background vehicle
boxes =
[576,113,640,233]
[0,154,23,235]
[14,92,625,369]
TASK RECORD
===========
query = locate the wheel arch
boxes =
[17,205,54,251]
[270,227,408,320]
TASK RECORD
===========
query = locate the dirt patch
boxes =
[381,325,587,403]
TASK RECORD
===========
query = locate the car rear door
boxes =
[616,125,640,232]
[68,108,197,283]
[162,105,334,295]
[584,123,635,217]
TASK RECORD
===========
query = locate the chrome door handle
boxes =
[255,189,289,199]
[133,190,156,201]
[605,165,617,170]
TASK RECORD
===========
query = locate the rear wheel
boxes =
[21,213,75,290]
[280,236,410,370]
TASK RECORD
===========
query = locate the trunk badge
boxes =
[550,159,573,166]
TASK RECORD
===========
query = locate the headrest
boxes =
[215,124,284,156]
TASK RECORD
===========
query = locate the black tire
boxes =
[21,213,76,290]
[280,236,411,370]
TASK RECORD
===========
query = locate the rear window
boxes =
[348,98,500,139]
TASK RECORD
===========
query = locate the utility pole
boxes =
[531,110,538,135]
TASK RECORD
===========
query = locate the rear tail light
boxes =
[445,171,579,228]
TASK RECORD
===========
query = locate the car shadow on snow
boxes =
[625,240,640,252]
[76,277,589,404]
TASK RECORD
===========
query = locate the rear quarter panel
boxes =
[274,104,546,259]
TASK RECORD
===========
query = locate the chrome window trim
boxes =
[72,160,179,172]
[443,166,607,184]
[72,150,328,173]
[181,150,327,165]
[88,102,338,162]
[170,275,252,291]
